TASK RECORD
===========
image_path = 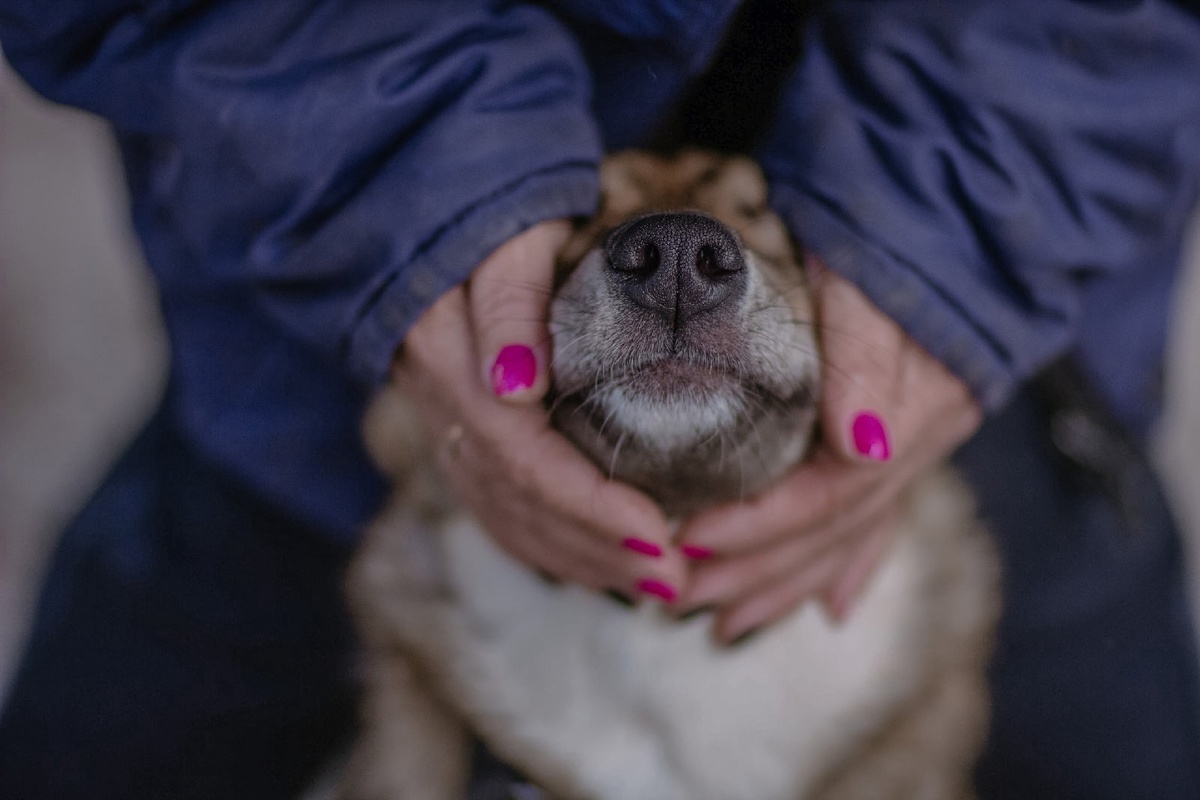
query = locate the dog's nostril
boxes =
[696,245,717,278]
[695,243,742,279]
[640,241,661,274]
[607,212,748,326]
[610,238,661,277]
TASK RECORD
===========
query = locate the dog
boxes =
[344,151,999,800]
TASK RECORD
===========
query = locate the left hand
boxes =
[393,221,685,598]
[675,259,982,644]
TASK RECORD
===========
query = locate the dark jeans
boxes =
[0,408,360,800]
[2,387,1199,799]
[960,389,1200,800]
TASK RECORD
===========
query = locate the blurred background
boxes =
[0,60,167,701]
[3,55,1200,716]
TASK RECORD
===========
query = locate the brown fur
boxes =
[345,151,999,800]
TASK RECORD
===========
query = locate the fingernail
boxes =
[636,579,677,603]
[622,537,663,558]
[491,344,537,396]
[727,627,764,649]
[832,599,852,624]
[534,569,561,587]
[681,544,713,561]
[851,412,891,461]
[677,605,714,622]
[603,589,636,609]
[818,595,840,625]
[832,583,862,623]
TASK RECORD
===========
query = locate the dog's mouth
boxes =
[608,356,742,402]
[552,355,812,451]
[548,356,815,514]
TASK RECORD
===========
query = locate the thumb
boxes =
[813,260,901,464]
[469,220,571,404]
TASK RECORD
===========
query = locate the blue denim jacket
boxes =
[3,0,1199,538]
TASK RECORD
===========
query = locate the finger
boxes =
[677,447,880,557]
[711,506,897,643]
[681,522,844,613]
[486,418,676,545]
[491,523,580,587]
[442,411,685,591]
[468,221,571,403]
[408,278,678,562]
[812,262,902,463]
[712,542,852,646]
[463,411,686,585]
[821,515,896,624]
[400,282,685,597]
[499,522,648,595]
[678,471,897,612]
[396,284,476,397]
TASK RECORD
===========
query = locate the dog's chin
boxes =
[551,362,817,516]
[557,361,752,456]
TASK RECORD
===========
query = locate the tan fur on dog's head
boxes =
[558,151,798,271]
[549,151,820,516]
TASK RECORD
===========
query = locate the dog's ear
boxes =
[556,212,605,281]
[599,151,657,219]
[362,385,421,481]
[689,156,796,268]
[696,155,768,217]
[556,150,799,286]
[556,151,667,275]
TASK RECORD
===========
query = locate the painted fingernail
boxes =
[851,412,891,461]
[681,544,713,561]
[622,538,663,558]
[636,579,678,603]
[491,344,537,396]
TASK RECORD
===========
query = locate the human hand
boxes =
[675,259,982,644]
[394,221,687,600]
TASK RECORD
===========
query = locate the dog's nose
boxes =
[606,212,747,328]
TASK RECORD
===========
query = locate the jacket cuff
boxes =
[770,182,1016,412]
[347,165,599,387]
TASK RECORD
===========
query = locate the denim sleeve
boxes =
[759,0,1200,411]
[0,0,603,386]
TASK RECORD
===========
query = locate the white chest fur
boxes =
[350,148,996,800]
[400,515,930,800]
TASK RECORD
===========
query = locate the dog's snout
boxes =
[607,212,746,328]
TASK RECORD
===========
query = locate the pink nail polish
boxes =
[851,412,891,461]
[636,579,677,603]
[681,544,713,561]
[622,538,663,558]
[491,344,537,396]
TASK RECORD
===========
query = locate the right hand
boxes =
[674,261,981,643]
[393,221,687,601]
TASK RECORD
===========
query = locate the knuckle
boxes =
[472,277,546,332]
[508,456,543,500]
[814,478,852,520]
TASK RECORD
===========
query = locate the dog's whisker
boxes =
[607,431,629,481]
